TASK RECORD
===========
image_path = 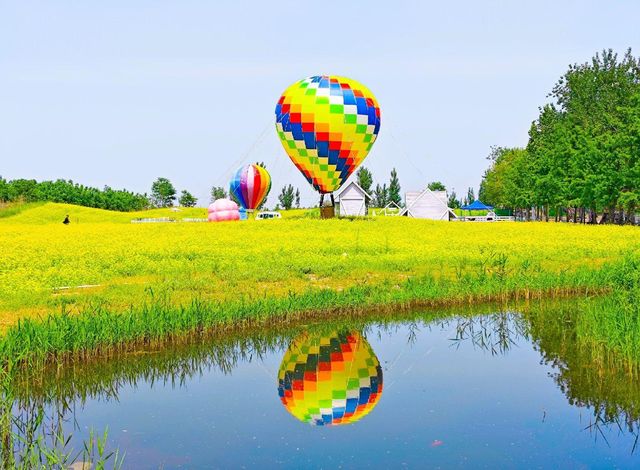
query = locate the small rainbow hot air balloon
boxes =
[229,164,271,212]
[275,76,381,205]
[277,331,383,426]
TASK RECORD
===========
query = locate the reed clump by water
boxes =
[575,256,640,366]
[0,259,619,367]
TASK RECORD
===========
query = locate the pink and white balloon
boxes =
[208,199,240,222]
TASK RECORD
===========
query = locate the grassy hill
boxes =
[0,202,209,224]
[0,202,314,224]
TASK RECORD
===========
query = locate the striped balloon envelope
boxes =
[229,164,271,211]
[277,331,383,426]
[275,76,381,195]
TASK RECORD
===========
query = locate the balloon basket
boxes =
[320,206,335,219]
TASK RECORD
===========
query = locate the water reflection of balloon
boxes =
[275,76,381,204]
[229,164,271,212]
[277,331,383,426]
[207,199,240,222]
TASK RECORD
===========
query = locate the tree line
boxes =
[0,177,150,211]
[479,49,640,224]
[0,176,199,212]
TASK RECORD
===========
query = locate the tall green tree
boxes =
[150,178,176,208]
[388,168,402,206]
[356,167,373,208]
[278,184,296,210]
[356,167,373,194]
[427,181,446,191]
[372,183,388,208]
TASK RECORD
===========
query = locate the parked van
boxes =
[256,211,282,220]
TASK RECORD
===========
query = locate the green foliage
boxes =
[372,183,388,208]
[0,258,624,365]
[525,292,640,428]
[464,187,475,206]
[210,186,227,202]
[356,167,373,194]
[577,257,640,363]
[150,177,176,208]
[178,190,197,207]
[1,368,124,468]
[481,49,640,224]
[427,181,446,191]
[447,190,461,209]
[0,178,148,212]
[479,147,531,209]
[0,202,45,219]
[388,168,402,206]
[278,184,296,210]
[0,176,8,201]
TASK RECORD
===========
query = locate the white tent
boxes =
[337,181,371,217]
[400,188,457,220]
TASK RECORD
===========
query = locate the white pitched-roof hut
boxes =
[400,188,457,220]
[337,181,371,217]
[372,201,402,217]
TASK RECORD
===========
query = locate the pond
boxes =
[7,299,640,468]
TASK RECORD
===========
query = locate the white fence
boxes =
[371,207,401,217]
[455,215,515,222]
[131,218,177,224]
[131,217,209,224]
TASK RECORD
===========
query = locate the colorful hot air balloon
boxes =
[277,331,383,426]
[229,164,271,212]
[275,76,381,200]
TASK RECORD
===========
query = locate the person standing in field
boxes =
[63,215,70,225]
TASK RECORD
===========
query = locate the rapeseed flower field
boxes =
[1,202,639,334]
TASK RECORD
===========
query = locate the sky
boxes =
[1,0,639,207]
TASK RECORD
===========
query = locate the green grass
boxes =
[575,257,640,364]
[0,261,621,365]
[0,202,46,219]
